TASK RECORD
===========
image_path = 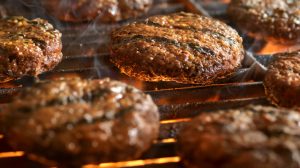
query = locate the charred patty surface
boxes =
[0,16,62,82]
[42,0,153,22]
[228,0,300,41]
[177,105,300,168]
[110,12,244,84]
[264,51,300,109]
[2,78,159,166]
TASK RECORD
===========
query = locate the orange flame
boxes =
[0,151,24,158]
[206,94,221,102]
[155,138,176,144]
[257,41,300,55]
[160,118,191,124]
[83,157,180,168]
[221,0,230,3]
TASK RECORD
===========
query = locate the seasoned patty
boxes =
[41,0,153,22]
[264,51,300,109]
[110,12,244,84]
[2,78,159,166]
[177,105,300,168]
[0,16,62,82]
[227,0,300,41]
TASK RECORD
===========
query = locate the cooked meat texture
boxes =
[0,16,62,82]
[264,51,300,109]
[2,78,159,166]
[177,105,300,168]
[110,12,244,84]
[41,0,153,22]
[228,0,300,41]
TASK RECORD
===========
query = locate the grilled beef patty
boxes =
[264,51,300,109]
[110,12,244,84]
[0,16,62,82]
[42,0,153,22]
[228,0,300,41]
[177,105,300,168]
[2,78,159,166]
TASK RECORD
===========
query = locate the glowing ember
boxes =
[160,118,191,124]
[83,157,181,168]
[155,138,176,144]
[0,151,24,158]
[0,134,3,139]
[221,0,230,3]
[206,94,221,102]
[257,41,300,55]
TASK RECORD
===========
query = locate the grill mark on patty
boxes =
[115,35,216,57]
[29,37,47,49]
[3,33,47,48]
[141,20,236,45]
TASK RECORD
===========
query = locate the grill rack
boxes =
[0,0,278,167]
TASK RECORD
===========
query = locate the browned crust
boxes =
[0,16,62,82]
[227,0,300,41]
[110,12,244,84]
[264,51,300,109]
[177,105,300,168]
[42,0,153,22]
[2,78,159,166]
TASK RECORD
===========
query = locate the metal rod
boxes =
[178,0,210,17]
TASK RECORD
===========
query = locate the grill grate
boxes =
[0,0,280,167]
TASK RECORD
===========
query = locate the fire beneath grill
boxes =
[244,32,300,55]
[257,41,300,55]
[0,0,298,167]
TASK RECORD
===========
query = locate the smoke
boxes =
[2,0,297,89]
[242,51,267,81]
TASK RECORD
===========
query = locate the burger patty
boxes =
[110,12,244,84]
[227,0,300,41]
[0,16,62,82]
[2,78,159,166]
[41,0,153,22]
[177,105,300,168]
[264,50,300,109]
